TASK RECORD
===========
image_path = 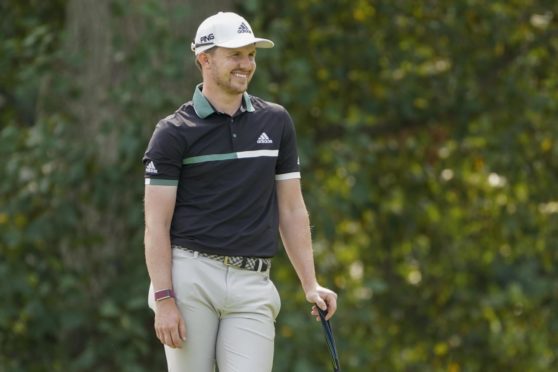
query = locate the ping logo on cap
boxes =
[237,22,251,34]
[199,33,215,44]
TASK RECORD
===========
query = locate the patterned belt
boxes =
[173,245,271,272]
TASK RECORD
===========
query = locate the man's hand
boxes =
[154,299,187,348]
[306,284,338,321]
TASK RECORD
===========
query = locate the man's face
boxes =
[204,45,257,95]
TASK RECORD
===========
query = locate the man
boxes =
[143,11,337,371]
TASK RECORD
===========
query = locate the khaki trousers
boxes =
[148,248,281,372]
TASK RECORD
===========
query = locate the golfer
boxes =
[143,11,337,371]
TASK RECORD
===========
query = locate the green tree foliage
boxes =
[246,1,558,370]
[1,0,557,371]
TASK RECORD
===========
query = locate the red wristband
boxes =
[154,289,175,302]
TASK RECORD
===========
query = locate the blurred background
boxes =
[1,0,557,371]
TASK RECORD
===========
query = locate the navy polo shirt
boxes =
[143,84,301,257]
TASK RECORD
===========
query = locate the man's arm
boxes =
[144,185,186,348]
[276,179,338,320]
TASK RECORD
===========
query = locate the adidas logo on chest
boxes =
[257,132,273,144]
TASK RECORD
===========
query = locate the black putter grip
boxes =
[317,307,341,372]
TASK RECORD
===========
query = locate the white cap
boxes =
[191,12,274,55]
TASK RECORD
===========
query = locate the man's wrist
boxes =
[302,281,318,295]
[154,288,175,302]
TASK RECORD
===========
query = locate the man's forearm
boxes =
[145,226,173,291]
[279,208,318,293]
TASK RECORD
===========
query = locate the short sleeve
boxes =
[275,110,301,181]
[142,120,186,186]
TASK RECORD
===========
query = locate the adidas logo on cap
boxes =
[237,22,252,34]
[145,161,158,174]
[257,132,273,144]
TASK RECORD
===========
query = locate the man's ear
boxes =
[200,53,210,66]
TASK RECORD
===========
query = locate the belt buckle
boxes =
[223,256,232,266]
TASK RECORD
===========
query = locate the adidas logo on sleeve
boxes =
[257,132,273,144]
[145,161,158,174]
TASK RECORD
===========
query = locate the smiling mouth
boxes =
[232,71,249,79]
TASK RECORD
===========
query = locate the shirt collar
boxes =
[192,83,255,119]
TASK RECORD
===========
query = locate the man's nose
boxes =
[239,55,254,68]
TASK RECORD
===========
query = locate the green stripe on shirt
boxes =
[183,150,279,165]
[145,178,178,186]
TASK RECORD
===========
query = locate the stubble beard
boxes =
[212,68,253,95]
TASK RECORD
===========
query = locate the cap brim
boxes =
[215,37,274,49]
